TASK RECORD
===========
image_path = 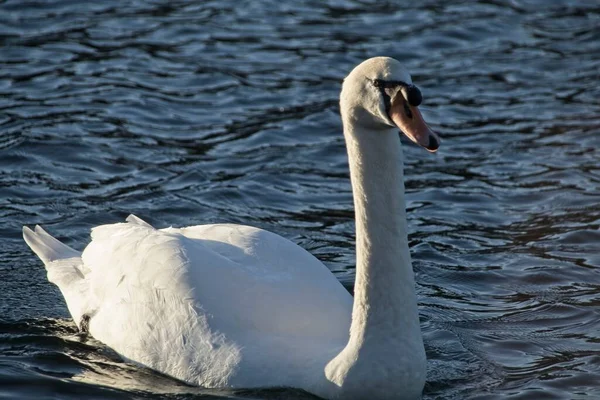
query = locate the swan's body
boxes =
[24,57,440,399]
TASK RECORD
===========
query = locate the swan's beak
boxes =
[389,97,440,153]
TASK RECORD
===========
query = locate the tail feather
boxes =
[23,225,90,329]
[23,225,80,264]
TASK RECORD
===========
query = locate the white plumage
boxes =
[24,57,440,399]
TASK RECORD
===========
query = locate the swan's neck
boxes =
[345,122,421,345]
[323,119,425,397]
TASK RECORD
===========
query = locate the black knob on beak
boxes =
[401,85,422,107]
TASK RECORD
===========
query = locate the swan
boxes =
[23,56,440,400]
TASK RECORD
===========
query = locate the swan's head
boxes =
[341,57,440,152]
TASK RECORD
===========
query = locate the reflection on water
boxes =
[1,0,599,399]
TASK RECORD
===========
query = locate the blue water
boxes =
[1,0,599,398]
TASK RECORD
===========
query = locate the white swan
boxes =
[23,57,440,400]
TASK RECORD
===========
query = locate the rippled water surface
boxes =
[1,0,600,398]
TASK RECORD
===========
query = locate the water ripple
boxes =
[1,0,600,399]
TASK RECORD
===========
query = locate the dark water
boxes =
[1,0,599,398]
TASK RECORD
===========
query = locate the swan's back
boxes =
[39,217,352,388]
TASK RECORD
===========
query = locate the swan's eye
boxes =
[372,79,392,116]
[372,79,383,88]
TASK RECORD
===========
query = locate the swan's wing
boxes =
[173,223,352,336]
[80,217,352,387]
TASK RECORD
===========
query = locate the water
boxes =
[1,0,599,398]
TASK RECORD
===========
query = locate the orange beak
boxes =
[389,96,440,153]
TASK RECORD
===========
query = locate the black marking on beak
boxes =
[401,85,422,107]
[428,134,439,151]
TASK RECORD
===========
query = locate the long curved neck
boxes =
[344,120,422,350]
[320,117,426,399]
